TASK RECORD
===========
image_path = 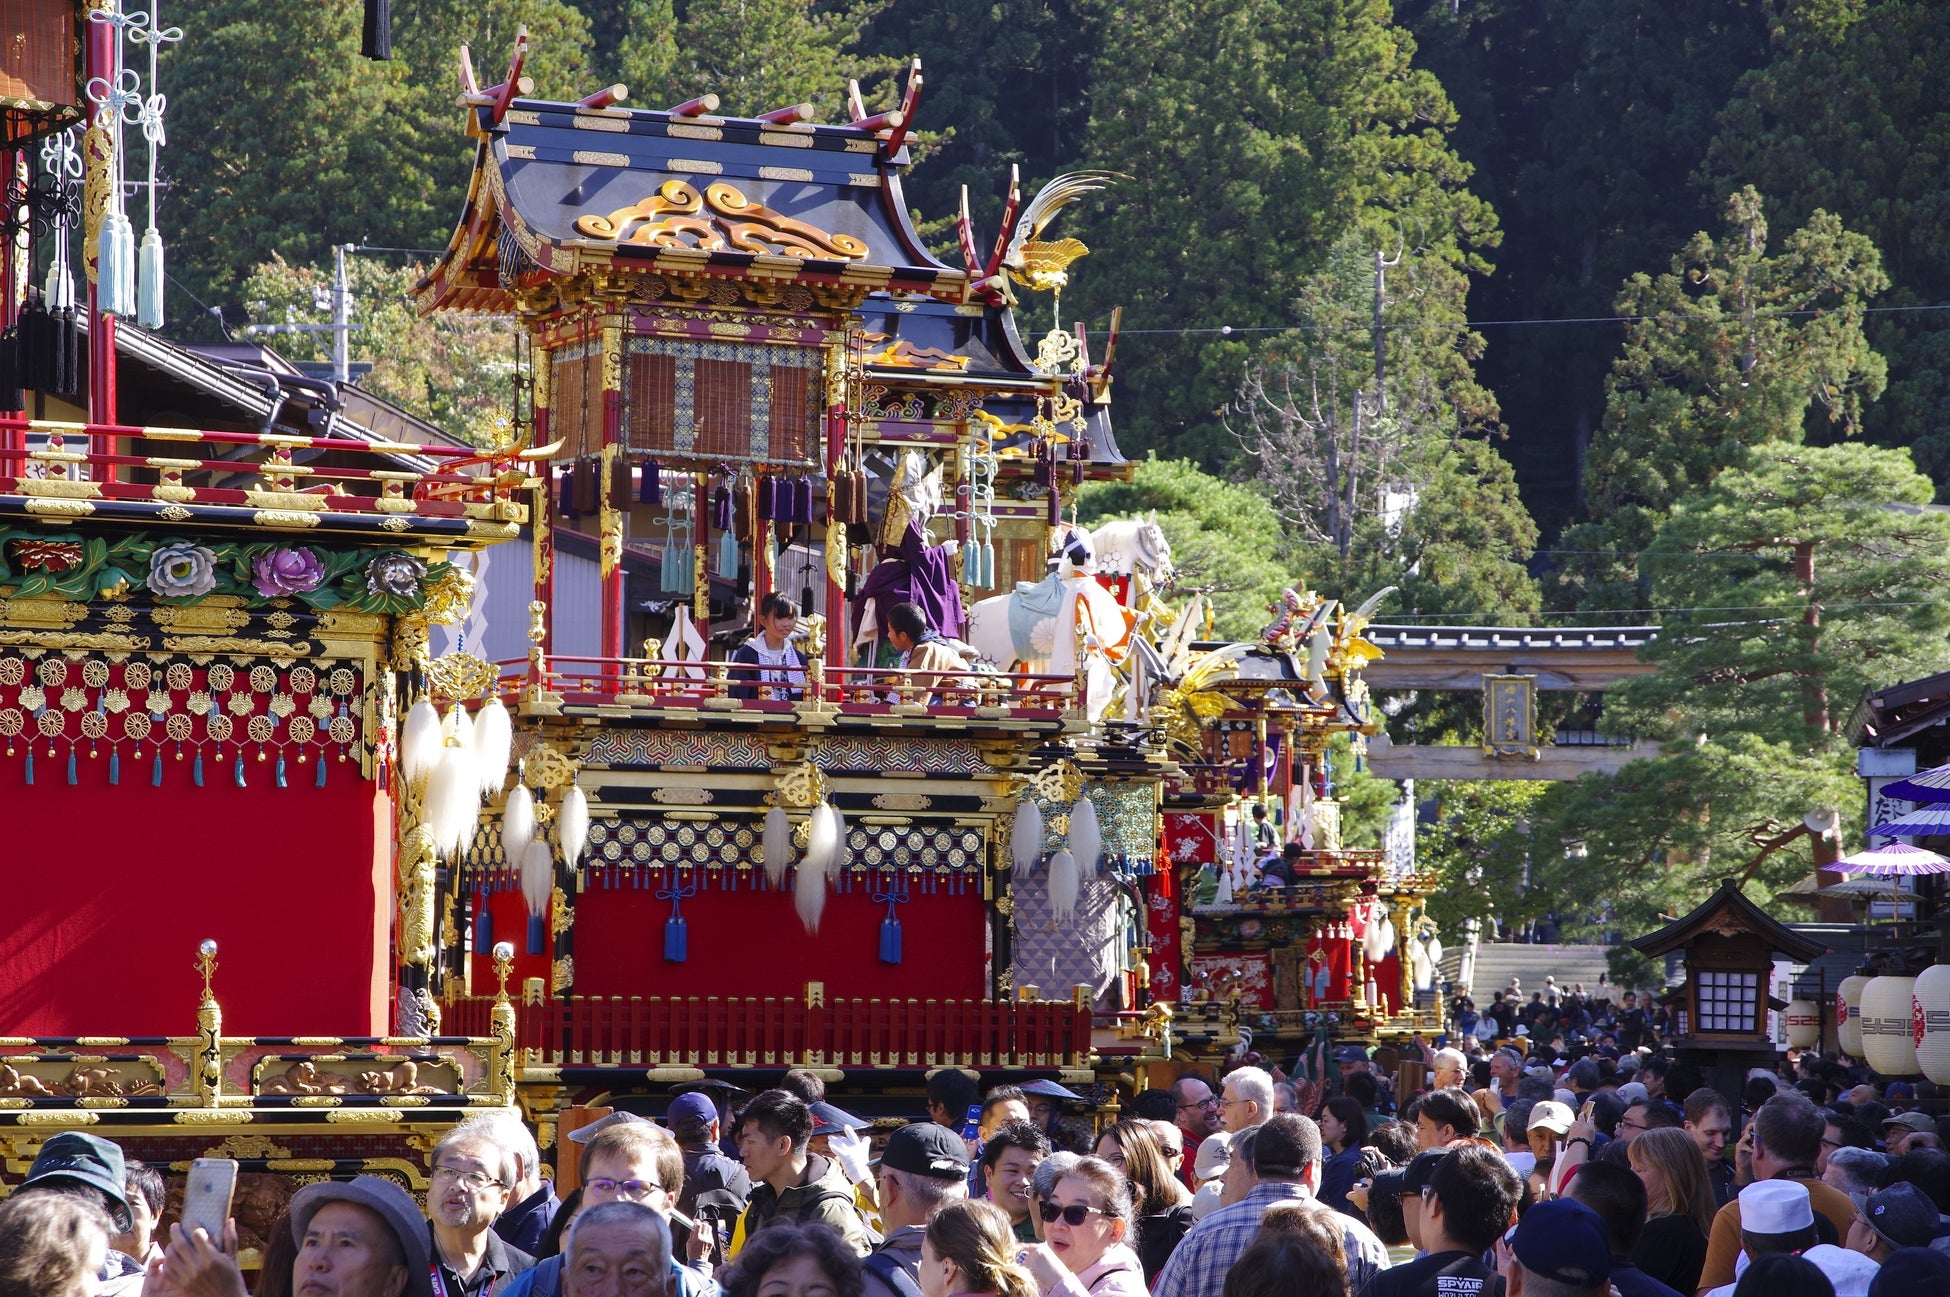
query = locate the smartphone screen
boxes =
[180,1158,238,1244]
[961,1103,982,1139]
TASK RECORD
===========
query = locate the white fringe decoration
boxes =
[1047,849,1079,925]
[521,839,553,918]
[558,785,590,867]
[763,805,792,885]
[1426,934,1444,967]
[400,699,441,791]
[1067,796,1101,875]
[798,804,839,933]
[1363,912,1396,964]
[445,705,478,798]
[472,697,513,799]
[425,745,477,859]
[1010,798,1044,872]
[830,806,849,878]
[501,783,535,868]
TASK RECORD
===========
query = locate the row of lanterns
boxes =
[1796,971,1950,1083]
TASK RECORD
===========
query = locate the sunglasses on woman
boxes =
[1039,1202,1111,1226]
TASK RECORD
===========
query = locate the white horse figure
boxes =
[965,522,1135,677]
[1085,512,1174,588]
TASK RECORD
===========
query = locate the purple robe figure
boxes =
[857,519,965,642]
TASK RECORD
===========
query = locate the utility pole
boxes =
[332,243,351,385]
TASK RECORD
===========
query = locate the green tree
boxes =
[1070,0,1497,464]
[1554,188,1889,615]
[1607,442,1950,745]
[643,0,896,120]
[1703,0,1950,493]
[1415,780,1550,934]
[242,256,519,445]
[1072,457,1292,641]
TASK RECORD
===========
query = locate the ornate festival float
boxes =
[0,0,537,1260]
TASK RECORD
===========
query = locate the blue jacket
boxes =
[502,1254,718,1297]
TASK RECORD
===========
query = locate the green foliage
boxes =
[1605,945,1662,994]
[1331,733,1398,852]
[1069,0,1497,464]
[1607,442,1950,745]
[1415,780,1550,933]
[1555,189,1889,614]
[241,256,518,446]
[1072,457,1292,641]
[645,0,898,119]
[1703,0,1950,494]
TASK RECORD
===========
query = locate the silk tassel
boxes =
[878,901,903,964]
[109,749,119,785]
[664,905,688,961]
[526,913,546,955]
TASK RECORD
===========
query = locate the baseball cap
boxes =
[1884,1110,1936,1134]
[1371,1151,1445,1202]
[290,1176,434,1297]
[1616,1082,1649,1105]
[23,1132,132,1232]
[1526,1100,1575,1136]
[665,1093,717,1129]
[1020,1079,1085,1101]
[569,1111,651,1143]
[879,1123,969,1179]
[809,1101,865,1137]
[1741,1179,1816,1234]
[1334,1046,1369,1063]
[1193,1131,1232,1181]
[1863,1182,1942,1250]
[1509,1198,1612,1287]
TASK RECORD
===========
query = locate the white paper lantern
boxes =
[1914,965,1950,1085]
[1784,998,1820,1051]
[1861,975,1918,1077]
[1838,974,1870,1058]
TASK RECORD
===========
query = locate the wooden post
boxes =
[600,323,624,664]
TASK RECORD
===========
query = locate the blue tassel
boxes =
[526,913,545,955]
[665,912,688,961]
[641,458,662,504]
[24,751,33,785]
[152,751,163,786]
[316,757,327,788]
[234,755,247,788]
[879,904,903,964]
[66,750,76,784]
[275,755,287,788]
[109,750,119,786]
[475,894,492,949]
[193,753,204,787]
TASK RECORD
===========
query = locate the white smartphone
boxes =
[180,1158,238,1245]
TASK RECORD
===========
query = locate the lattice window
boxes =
[622,336,821,467]
[1693,969,1759,1033]
[549,347,602,458]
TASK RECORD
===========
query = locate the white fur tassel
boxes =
[558,785,590,867]
[521,839,553,918]
[472,697,513,799]
[1067,796,1101,875]
[1425,934,1444,966]
[763,805,792,885]
[445,705,478,798]
[502,783,535,867]
[1010,799,1045,872]
[1363,912,1396,963]
[425,745,478,859]
[829,806,849,878]
[798,804,839,933]
[1047,849,1079,925]
[399,698,442,792]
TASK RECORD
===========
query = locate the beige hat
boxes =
[1193,1130,1233,1181]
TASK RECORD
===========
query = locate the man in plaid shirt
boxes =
[1153,1113,1390,1297]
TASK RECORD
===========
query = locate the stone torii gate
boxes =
[1358,624,1660,781]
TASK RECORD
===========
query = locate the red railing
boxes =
[439,994,1093,1069]
[501,655,1079,718]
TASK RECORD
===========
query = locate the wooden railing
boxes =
[441,993,1094,1070]
[505,655,1079,719]
[0,418,529,527]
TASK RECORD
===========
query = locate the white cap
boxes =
[1193,1131,1232,1181]
[1740,1179,1815,1235]
[1191,1179,1226,1220]
[1527,1101,1575,1136]
[1616,1082,1649,1105]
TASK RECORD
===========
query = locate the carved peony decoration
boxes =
[251,547,326,598]
[366,552,427,599]
[147,542,218,599]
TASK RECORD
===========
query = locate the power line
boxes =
[1118,301,1950,338]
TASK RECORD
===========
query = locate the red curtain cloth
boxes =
[568,882,988,1001]
[0,761,391,1037]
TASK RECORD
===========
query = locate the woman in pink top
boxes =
[1018,1159,1148,1297]
[919,1200,1037,1297]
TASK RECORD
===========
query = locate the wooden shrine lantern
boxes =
[0,0,82,145]
[1630,878,1827,1100]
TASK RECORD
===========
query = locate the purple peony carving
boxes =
[251,547,326,598]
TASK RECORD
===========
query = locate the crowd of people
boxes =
[3,1038,1948,1297]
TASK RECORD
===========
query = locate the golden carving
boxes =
[258,1059,452,1096]
[522,743,580,791]
[82,118,111,285]
[551,886,572,938]
[23,498,95,518]
[207,1134,293,1160]
[650,785,714,806]
[772,760,829,809]
[173,1110,248,1125]
[551,956,574,994]
[391,614,431,673]
[422,566,477,627]
[576,180,870,260]
[18,478,102,499]
[424,653,500,702]
[251,510,322,529]
[398,824,438,970]
[598,444,623,580]
[152,604,251,633]
[871,792,933,812]
[19,1110,97,1126]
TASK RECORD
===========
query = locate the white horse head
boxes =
[1085,512,1174,585]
